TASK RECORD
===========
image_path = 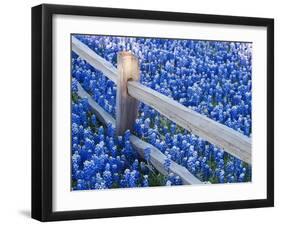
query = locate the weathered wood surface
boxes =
[72,36,118,84]
[116,52,140,136]
[127,81,252,164]
[76,82,202,185]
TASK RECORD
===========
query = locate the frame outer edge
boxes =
[31,4,44,221]
[42,4,54,221]
[32,4,54,221]
[266,19,274,206]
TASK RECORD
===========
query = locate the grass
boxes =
[148,171,166,187]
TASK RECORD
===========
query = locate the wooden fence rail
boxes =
[72,36,252,164]
[72,37,118,84]
[77,82,202,185]
[127,81,252,164]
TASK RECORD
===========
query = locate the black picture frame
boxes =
[32,3,274,222]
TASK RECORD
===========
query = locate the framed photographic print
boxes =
[31,4,274,221]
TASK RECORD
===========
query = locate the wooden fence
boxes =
[72,36,252,183]
[77,82,202,185]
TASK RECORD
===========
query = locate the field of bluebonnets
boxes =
[71,35,252,190]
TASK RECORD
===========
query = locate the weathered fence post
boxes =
[116,52,140,136]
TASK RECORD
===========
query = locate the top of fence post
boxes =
[116,52,140,136]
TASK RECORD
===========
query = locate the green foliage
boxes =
[148,172,166,187]
[72,93,79,103]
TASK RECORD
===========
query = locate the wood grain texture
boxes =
[72,36,118,84]
[116,52,140,136]
[127,81,252,164]
[76,82,201,185]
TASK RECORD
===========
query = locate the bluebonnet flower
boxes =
[142,175,149,187]
[144,147,151,162]
[166,180,172,186]
[91,114,97,125]
[164,155,171,172]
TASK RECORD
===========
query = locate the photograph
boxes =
[71,34,252,190]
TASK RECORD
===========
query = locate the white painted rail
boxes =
[76,82,202,185]
[72,36,252,164]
